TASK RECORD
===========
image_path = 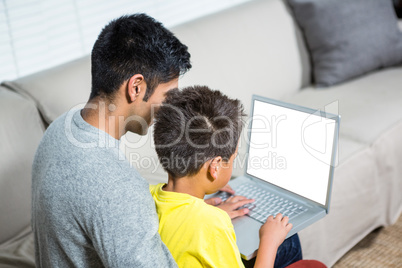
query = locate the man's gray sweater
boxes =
[31,109,177,267]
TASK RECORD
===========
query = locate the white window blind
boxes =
[0,0,251,82]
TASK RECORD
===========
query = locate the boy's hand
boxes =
[254,214,292,267]
[215,195,255,219]
[260,213,293,248]
[203,183,235,206]
[219,184,235,195]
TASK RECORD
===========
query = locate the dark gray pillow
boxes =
[287,0,402,87]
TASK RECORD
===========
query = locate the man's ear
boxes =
[127,74,144,102]
[207,156,222,182]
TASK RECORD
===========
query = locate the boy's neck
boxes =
[163,174,207,199]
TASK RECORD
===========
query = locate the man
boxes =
[31,14,251,267]
[32,13,301,268]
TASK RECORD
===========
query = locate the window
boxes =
[0,0,251,81]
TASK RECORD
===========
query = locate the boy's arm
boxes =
[254,213,292,268]
[254,240,278,268]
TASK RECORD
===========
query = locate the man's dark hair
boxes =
[90,13,191,101]
[154,86,246,178]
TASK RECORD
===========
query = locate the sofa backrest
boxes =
[163,0,311,177]
[4,0,311,124]
[172,0,311,112]
[1,0,312,186]
[2,56,92,125]
[0,86,44,244]
[124,0,313,181]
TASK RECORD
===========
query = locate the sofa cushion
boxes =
[287,0,402,87]
[299,144,380,266]
[284,66,402,145]
[0,226,34,268]
[0,87,44,244]
[289,66,402,264]
[2,56,91,124]
[167,0,314,181]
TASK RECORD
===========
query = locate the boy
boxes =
[151,86,293,267]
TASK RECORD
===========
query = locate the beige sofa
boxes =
[1,0,401,267]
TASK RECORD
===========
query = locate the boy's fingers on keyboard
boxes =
[204,197,222,206]
[228,195,250,202]
[281,216,289,225]
[275,213,283,220]
[229,198,255,209]
[216,198,253,219]
[228,208,249,219]
[219,184,235,194]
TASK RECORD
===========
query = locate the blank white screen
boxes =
[246,100,336,205]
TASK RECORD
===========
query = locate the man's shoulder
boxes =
[36,110,84,156]
[33,109,150,206]
[35,109,134,175]
[42,110,72,136]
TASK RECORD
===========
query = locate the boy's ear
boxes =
[127,74,144,102]
[207,157,222,182]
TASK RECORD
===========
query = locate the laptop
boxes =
[208,95,340,260]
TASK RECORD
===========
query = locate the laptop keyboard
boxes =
[216,184,308,223]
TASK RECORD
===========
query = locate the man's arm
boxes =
[88,179,177,268]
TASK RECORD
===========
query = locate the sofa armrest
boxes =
[0,87,43,244]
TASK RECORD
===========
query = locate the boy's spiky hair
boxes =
[154,86,246,178]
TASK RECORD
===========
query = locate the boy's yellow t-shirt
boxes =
[150,183,245,268]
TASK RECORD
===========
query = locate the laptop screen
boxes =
[246,99,337,206]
